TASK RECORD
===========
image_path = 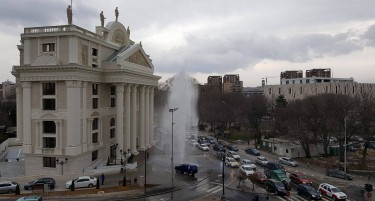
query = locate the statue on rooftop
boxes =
[67,5,72,25]
[127,26,130,37]
[100,11,106,27]
[115,7,119,21]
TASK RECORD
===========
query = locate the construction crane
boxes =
[262,76,280,85]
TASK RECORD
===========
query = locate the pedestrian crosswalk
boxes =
[189,180,223,195]
[271,192,351,201]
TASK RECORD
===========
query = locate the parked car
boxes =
[216,151,225,160]
[264,169,290,184]
[326,169,353,180]
[226,144,239,152]
[265,179,290,196]
[264,162,286,172]
[198,143,209,151]
[190,140,199,147]
[245,148,260,156]
[278,157,298,167]
[175,163,198,176]
[225,157,239,168]
[16,195,43,201]
[256,156,268,166]
[213,144,225,152]
[347,144,359,152]
[297,184,322,200]
[241,159,256,170]
[0,181,18,194]
[364,142,375,149]
[65,176,97,189]
[226,151,240,160]
[318,183,347,200]
[289,172,313,185]
[250,171,268,184]
[350,135,364,142]
[240,165,255,176]
[24,177,56,190]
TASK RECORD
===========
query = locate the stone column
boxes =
[16,84,23,143]
[81,82,87,152]
[124,84,131,152]
[145,86,150,147]
[66,81,82,155]
[149,87,155,145]
[37,121,42,149]
[22,81,32,153]
[130,85,138,154]
[138,85,145,150]
[116,83,124,156]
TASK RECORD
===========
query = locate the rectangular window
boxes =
[110,128,115,138]
[43,99,56,110]
[43,157,56,168]
[92,64,98,68]
[286,81,289,84]
[110,98,115,107]
[43,83,55,95]
[299,80,302,84]
[92,118,98,130]
[92,84,98,95]
[111,86,116,95]
[42,43,55,52]
[92,48,98,56]
[43,137,56,148]
[306,79,310,84]
[92,98,98,109]
[278,88,281,94]
[43,121,56,133]
[92,150,98,161]
[92,133,98,143]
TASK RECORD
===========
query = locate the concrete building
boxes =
[280,70,303,80]
[306,68,331,78]
[223,74,243,93]
[243,87,263,96]
[0,80,16,102]
[11,16,159,175]
[207,76,222,93]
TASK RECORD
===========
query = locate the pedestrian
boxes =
[247,140,250,145]
[100,173,105,185]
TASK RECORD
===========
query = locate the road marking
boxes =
[206,186,222,193]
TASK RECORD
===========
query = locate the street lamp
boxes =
[56,157,68,175]
[169,108,178,189]
[114,143,118,165]
[221,150,226,199]
[344,116,347,173]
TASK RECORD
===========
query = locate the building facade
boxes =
[306,68,331,78]
[223,74,243,93]
[12,19,159,175]
[207,76,222,93]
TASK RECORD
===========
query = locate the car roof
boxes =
[319,183,337,188]
[0,181,13,184]
[242,164,254,168]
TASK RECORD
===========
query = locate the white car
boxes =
[66,176,97,189]
[256,156,268,166]
[279,157,298,167]
[225,157,239,168]
[198,143,209,151]
[227,151,241,161]
[240,165,255,176]
[190,140,199,147]
[318,183,347,200]
[241,159,256,170]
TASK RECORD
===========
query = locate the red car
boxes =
[289,172,313,185]
[250,171,268,184]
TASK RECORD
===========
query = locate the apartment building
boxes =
[223,74,243,93]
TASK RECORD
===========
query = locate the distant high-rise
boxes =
[207,76,222,92]
[280,70,303,79]
[223,74,243,93]
[306,68,331,78]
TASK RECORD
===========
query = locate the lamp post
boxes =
[114,143,118,165]
[144,147,147,197]
[122,149,130,186]
[344,116,347,173]
[169,108,178,189]
[56,157,68,175]
[222,150,226,199]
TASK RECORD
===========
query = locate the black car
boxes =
[297,184,322,200]
[216,151,225,160]
[264,162,285,172]
[24,177,56,190]
[326,169,353,180]
[265,179,289,196]
[226,144,239,152]
[245,148,260,156]
[217,141,226,147]
[213,144,225,152]
[175,164,198,176]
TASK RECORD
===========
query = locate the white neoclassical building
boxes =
[12,17,160,175]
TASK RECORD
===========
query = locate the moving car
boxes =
[289,172,313,185]
[264,162,286,172]
[65,176,97,189]
[297,184,322,200]
[213,144,225,152]
[241,159,256,170]
[318,183,347,200]
[175,163,198,176]
[326,169,353,180]
[264,169,289,184]
[24,177,56,190]
[198,143,209,151]
[16,195,43,201]
[227,151,241,160]
[250,171,268,184]
[278,157,298,167]
[265,179,290,196]
[226,144,239,152]
[245,148,260,156]
[225,157,239,168]
[240,165,255,176]
[0,181,18,194]
[256,156,268,166]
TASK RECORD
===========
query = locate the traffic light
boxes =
[365,183,373,192]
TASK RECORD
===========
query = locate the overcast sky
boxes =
[1,0,375,86]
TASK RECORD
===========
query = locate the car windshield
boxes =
[277,173,287,179]
[244,160,253,164]
[298,174,308,179]
[228,158,236,162]
[260,158,266,161]
[274,181,285,188]
[243,166,252,170]
[331,188,341,193]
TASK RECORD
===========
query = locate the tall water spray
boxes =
[160,70,199,163]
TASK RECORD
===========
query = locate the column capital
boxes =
[131,84,138,93]
[65,80,82,88]
[116,83,125,92]
[140,85,146,93]
[21,81,31,88]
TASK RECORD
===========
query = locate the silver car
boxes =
[278,157,298,167]
[0,181,18,194]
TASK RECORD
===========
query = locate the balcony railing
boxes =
[24,25,103,40]
[42,148,55,154]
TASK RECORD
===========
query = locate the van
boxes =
[175,164,198,176]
